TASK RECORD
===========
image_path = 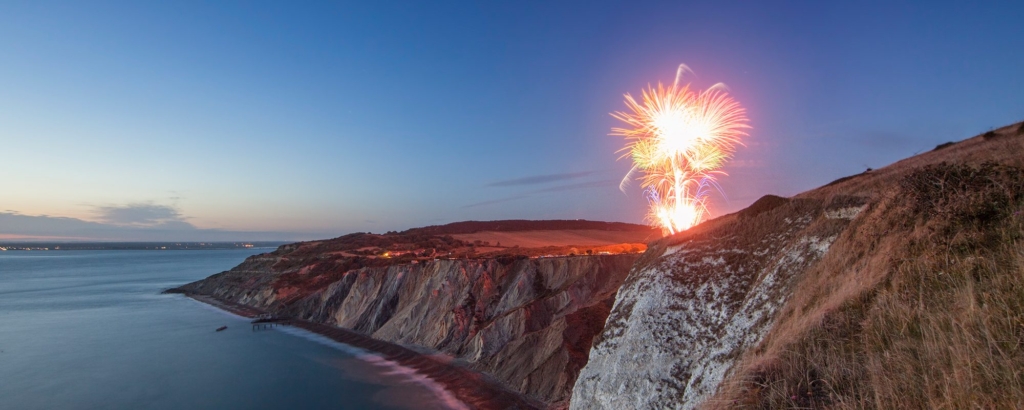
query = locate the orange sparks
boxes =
[613,64,750,235]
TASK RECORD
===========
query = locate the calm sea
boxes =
[0,249,456,410]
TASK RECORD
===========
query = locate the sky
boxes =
[1,1,1022,241]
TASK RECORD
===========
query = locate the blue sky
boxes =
[1,1,1022,241]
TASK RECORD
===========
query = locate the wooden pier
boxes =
[251,314,290,331]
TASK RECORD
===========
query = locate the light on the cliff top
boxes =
[613,64,749,235]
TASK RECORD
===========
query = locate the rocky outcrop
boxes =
[177,253,638,404]
[570,196,864,409]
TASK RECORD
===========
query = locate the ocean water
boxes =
[0,250,454,410]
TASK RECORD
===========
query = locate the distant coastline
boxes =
[0,242,286,251]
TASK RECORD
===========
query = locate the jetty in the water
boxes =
[251,314,290,330]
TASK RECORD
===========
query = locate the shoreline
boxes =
[176,292,545,410]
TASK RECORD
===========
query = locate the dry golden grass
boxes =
[706,125,1024,409]
[804,122,1024,201]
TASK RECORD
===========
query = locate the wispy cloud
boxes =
[533,179,617,193]
[1,205,310,242]
[486,171,595,187]
[93,203,191,228]
[464,179,618,208]
[462,195,532,209]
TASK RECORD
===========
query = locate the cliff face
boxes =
[178,253,638,404]
[571,195,863,409]
[572,122,1024,409]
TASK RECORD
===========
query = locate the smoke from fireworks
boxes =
[613,64,749,234]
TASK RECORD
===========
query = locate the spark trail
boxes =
[613,64,749,234]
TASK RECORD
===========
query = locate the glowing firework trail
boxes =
[613,64,749,234]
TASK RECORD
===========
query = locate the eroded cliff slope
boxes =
[572,122,1024,409]
[572,194,864,408]
[175,220,656,405]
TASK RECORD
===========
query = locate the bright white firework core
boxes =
[612,64,749,235]
[653,109,710,157]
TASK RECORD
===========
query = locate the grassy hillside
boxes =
[709,122,1024,408]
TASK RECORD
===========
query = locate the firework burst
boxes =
[613,64,749,234]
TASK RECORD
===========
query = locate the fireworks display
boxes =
[613,65,749,234]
